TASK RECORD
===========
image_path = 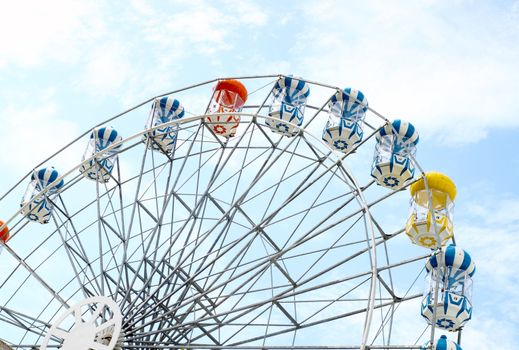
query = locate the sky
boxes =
[0,0,518,348]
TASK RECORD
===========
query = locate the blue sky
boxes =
[0,0,518,348]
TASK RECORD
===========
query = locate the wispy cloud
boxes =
[290,0,519,145]
[0,88,83,184]
[0,0,104,67]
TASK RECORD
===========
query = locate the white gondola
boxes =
[20,167,64,224]
[371,119,419,190]
[265,76,310,137]
[143,96,185,154]
[322,88,368,152]
[80,126,123,183]
[421,245,475,331]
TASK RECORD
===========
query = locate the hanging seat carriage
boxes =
[265,76,310,137]
[371,119,419,190]
[143,96,185,154]
[322,88,368,152]
[20,167,64,224]
[79,126,123,182]
[421,244,475,331]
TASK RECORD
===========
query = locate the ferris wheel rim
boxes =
[0,76,429,349]
[2,112,388,233]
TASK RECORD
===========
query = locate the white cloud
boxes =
[0,89,83,182]
[450,191,519,343]
[70,0,272,103]
[0,0,104,67]
[291,0,519,146]
[77,42,133,97]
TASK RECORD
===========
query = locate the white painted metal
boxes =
[40,296,122,350]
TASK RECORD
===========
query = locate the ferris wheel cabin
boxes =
[20,167,64,224]
[421,245,475,331]
[205,79,248,138]
[371,119,419,190]
[322,88,368,152]
[79,126,123,183]
[143,96,185,154]
[406,172,457,248]
[265,76,310,137]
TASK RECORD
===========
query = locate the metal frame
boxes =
[0,75,444,350]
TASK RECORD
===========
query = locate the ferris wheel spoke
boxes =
[97,192,128,294]
[275,167,347,255]
[90,156,114,296]
[228,294,410,348]
[196,125,263,292]
[219,304,273,345]
[124,230,276,328]
[370,264,426,345]
[0,243,70,309]
[167,124,228,291]
[301,93,331,129]
[257,136,304,223]
[172,268,372,344]
[125,194,336,334]
[296,214,365,283]
[116,132,157,308]
[0,305,52,340]
[51,215,98,299]
[301,277,371,325]
[123,121,278,318]
[132,239,422,344]
[302,134,333,162]
[206,145,272,199]
[265,189,352,228]
[194,152,324,292]
[180,236,273,329]
[132,223,374,338]
[155,227,266,326]
[127,261,274,342]
[51,196,106,295]
[119,122,207,310]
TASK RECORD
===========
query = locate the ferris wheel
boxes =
[0,75,475,350]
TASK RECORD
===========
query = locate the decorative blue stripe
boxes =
[89,126,123,151]
[154,96,185,122]
[273,76,310,104]
[377,119,419,145]
[425,245,475,281]
[459,251,472,271]
[328,88,368,120]
[444,245,456,267]
[31,167,64,189]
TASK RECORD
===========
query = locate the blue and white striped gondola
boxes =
[20,167,64,224]
[144,96,185,153]
[322,88,368,152]
[80,126,123,183]
[421,335,462,350]
[265,76,310,137]
[371,119,419,190]
[421,245,475,331]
